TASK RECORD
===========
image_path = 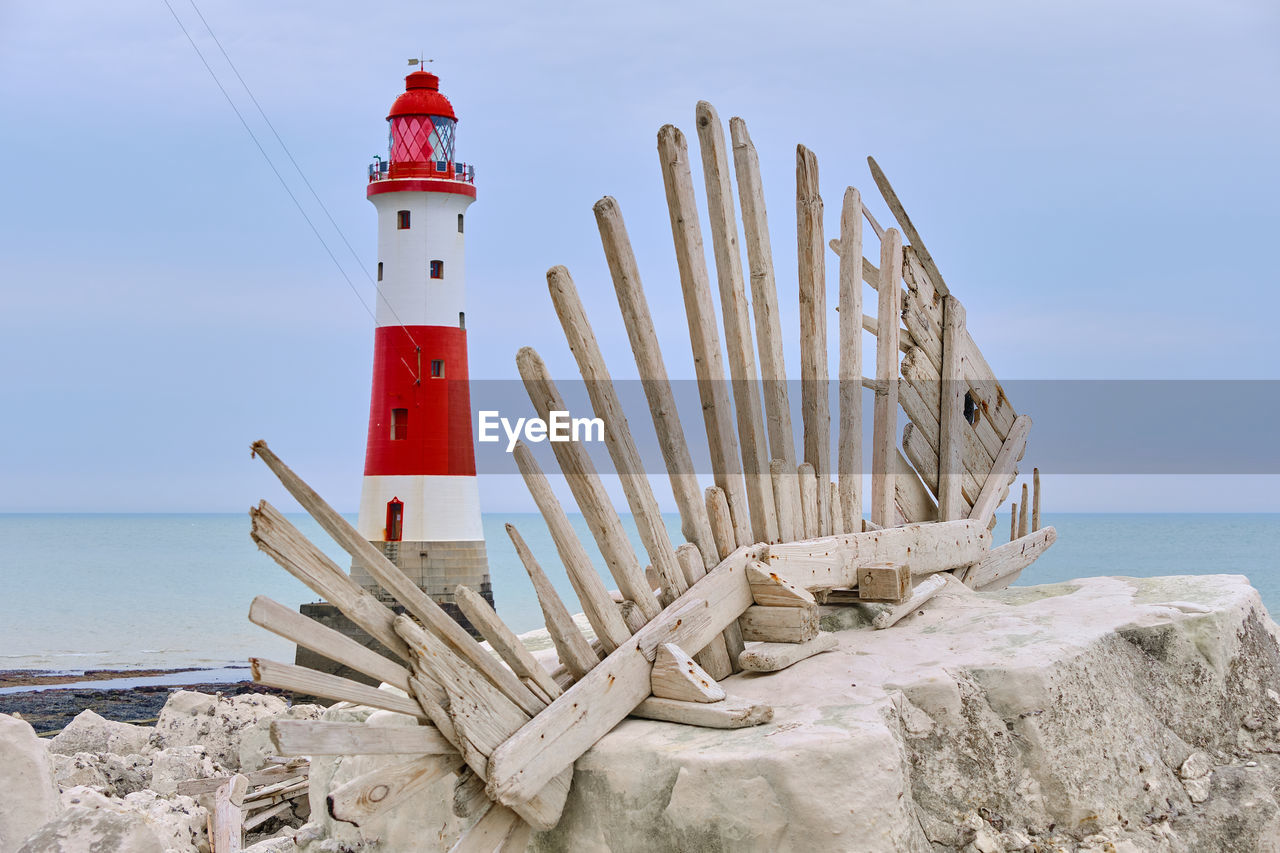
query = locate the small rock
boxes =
[150,745,223,797]
[52,752,111,790]
[1179,752,1213,780]
[0,714,63,850]
[972,826,1004,852]
[48,709,152,757]
[121,789,210,852]
[1183,775,1212,803]
[153,691,287,771]
[17,804,167,853]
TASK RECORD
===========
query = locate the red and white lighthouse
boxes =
[351,69,492,623]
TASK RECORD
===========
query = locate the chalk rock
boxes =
[0,714,62,850]
[17,805,168,853]
[297,702,464,852]
[120,790,210,852]
[49,709,153,757]
[239,702,324,773]
[533,575,1280,852]
[52,751,112,790]
[150,744,224,796]
[152,690,287,771]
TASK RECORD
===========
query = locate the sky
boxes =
[0,0,1277,514]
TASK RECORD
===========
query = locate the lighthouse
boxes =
[350,69,492,628]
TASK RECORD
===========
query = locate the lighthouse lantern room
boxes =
[352,69,491,628]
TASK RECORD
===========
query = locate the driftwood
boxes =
[938,296,967,521]
[632,694,773,728]
[871,229,903,526]
[506,523,599,679]
[651,643,725,703]
[455,584,562,702]
[856,563,911,603]
[966,527,1057,591]
[249,658,426,721]
[872,573,949,629]
[213,774,248,853]
[739,604,820,643]
[328,754,462,827]
[837,186,865,532]
[797,144,831,533]
[739,633,837,672]
[271,721,453,757]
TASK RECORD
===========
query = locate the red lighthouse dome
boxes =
[382,70,466,180]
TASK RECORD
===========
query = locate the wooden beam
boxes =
[250,657,427,721]
[763,519,990,589]
[595,196,719,567]
[895,449,938,525]
[455,584,563,702]
[651,643,725,703]
[696,102,778,545]
[938,296,967,520]
[967,526,1057,591]
[212,774,247,853]
[270,720,454,757]
[866,156,950,297]
[505,523,600,680]
[248,595,411,694]
[516,348,657,623]
[739,633,837,672]
[856,563,911,602]
[739,604,819,643]
[730,117,795,470]
[486,545,763,809]
[1018,483,1030,539]
[327,754,463,828]
[900,420,981,510]
[746,562,816,607]
[798,462,820,540]
[249,444,541,717]
[872,573,949,629]
[900,345,1003,462]
[705,486,736,562]
[546,265,683,608]
[837,186,864,533]
[658,124,751,546]
[968,415,1032,528]
[178,761,308,797]
[675,544,736,679]
[797,144,831,533]
[871,229,903,526]
[631,694,773,729]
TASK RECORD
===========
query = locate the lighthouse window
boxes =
[431,359,445,378]
[457,213,464,233]
[390,408,408,440]
[397,210,411,229]
[377,262,383,281]
[430,260,444,279]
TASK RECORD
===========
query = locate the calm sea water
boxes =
[0,513,1276,671]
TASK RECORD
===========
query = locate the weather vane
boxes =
[407,56,433,67]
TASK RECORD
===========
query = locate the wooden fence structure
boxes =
[241,101,1057,851]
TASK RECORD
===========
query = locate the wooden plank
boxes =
[739,633,837,672]
[797,145,832,533]
[249,445,541,717]
[739,604,819,643]
[729,117,795,470]
[408,675,459,749]
[651,643,725,703]
[798,462,820,540]
[177,761,308,797]
[327,754,463,827]
[486,545,762,809]
[901,420,981,510]
[1032,467,1042,531]
[856,563,911,602]
[770,459,801,543]
[250,658,427,721]
[631,694,773,729]
[837,186,864,533]
[872,573,949,629]
[746,562,816,607]
[829,481,846,535]
[511,440,633,653]
[448,804,524,853]
[248,595,411,693]
[452,769,488,819]
[938,296,967,520]
[546,264,684,608]
[243,801,292,832]
[866,156,950,297]
[505,523,600,680]
[455,584,562,702]
[595,196,719,566]
[248,501,408,662]
[270,720,454,757]
[968,415,1032,527]
[696,101,778,546]
[212,774,247,853]
[763,519,990,589]
[901,345,1003,462]
[516,348,657,624]
[968,526,1057,591]
[658,124,751,546]
[895,449,938,524]
[1010,504,1018,543]
[1018,483,1030,539]
[675,544,736,680]
[705,486,736,562]
[871,229,903,526]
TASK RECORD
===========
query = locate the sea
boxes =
[1,513,1277,675]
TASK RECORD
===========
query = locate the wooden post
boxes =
[797,144,831,534]
[866,156,949,297]
[594,197,719,567]
[695,102,778,546]
[938,296,967,520]
[837,186,864,533]
[968,415,1032,528]
[212,774,248,853]
[675,544,737,678]
[871,229,903,526]
[798,462,820,540]
[1011,501,1020,543]
[455,584,563,702]
[1032,467,1042,531]
[1018,483,1030,539]
[729,117,795,470]
[705,486,736,562]
[511,442,633,652]
[506,523,599,680]
[770,459,800,542]
[829,481,846,535]
[657,125,751,546]
[516,348,659,621]
[546,264,686,607]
